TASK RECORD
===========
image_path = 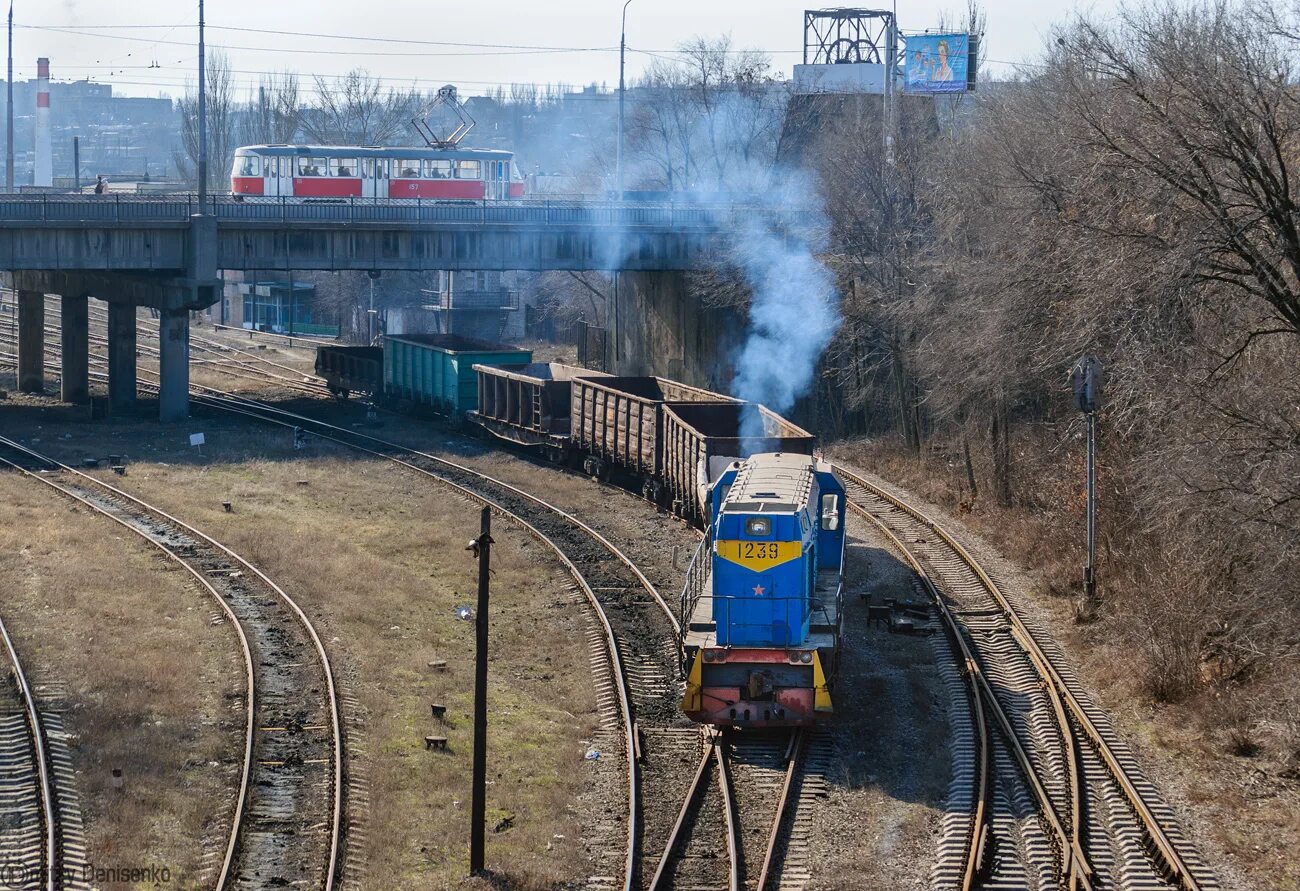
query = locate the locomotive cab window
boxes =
[821,494,840,531]
[425,159,453,179]
[395,160,421,178]
[456,159,482,179]
[330,158,357,177]
[745,518,772,537]
[236,155,261,177]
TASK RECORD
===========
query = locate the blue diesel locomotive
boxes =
[680,452,846,727]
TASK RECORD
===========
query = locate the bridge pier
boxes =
[59,295,89,404]
[17,290,45,393]
[611,271,742,391]
[107,302,137,412]
[158,309,190,423]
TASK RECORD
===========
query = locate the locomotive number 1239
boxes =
[715,539,801,570]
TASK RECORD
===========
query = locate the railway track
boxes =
[0,433,344,891]
[0,345,677,890]
[834,463,1220,891]
[646,728,818,891]
[3,330,827,890]
[0,566,59,891]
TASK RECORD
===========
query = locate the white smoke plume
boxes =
[727,195,838,443]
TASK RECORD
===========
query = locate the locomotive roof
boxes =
[234,144,515,159]
[723,453,816,513]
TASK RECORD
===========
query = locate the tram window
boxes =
[375,159,388,178]
[236,155,261,177]
[455,160,482,179]
[395,160,421,178]
[425,159,452,179]
[330,158,358,177]
[361,159,373,179]
[297,157,326,176]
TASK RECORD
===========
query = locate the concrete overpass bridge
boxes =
[1,194,744,420]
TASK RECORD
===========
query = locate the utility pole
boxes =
[72,136,79,192]
[6,1,12,191]
[468,506,493,876]
[616,0,632,198]
[197,0,207,205]
[1070,356,1104,602]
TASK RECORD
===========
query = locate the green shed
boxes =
[383,334,532,415]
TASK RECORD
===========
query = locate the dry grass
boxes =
[0,472,244,889]
[1,408,603,889]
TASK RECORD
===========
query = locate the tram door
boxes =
[264,156,289,198]
[485,160,509,200]
[362,158,389,199]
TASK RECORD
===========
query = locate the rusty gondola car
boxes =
[315,345,383,399]
[470,362,610,460]
[661,402,816,522]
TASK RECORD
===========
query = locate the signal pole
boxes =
[1070,356,1104,602]
[468,506,493,876]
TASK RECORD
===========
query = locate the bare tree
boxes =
[627,36,787,191]
[301,70,423,145]
[241,72,302,145]
[175,50,237,190]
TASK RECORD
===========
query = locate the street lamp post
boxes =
[7,1,13,191]
[197,0,207,206]
[616,0,632,198]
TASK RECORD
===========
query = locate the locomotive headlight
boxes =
[800,652,813,664]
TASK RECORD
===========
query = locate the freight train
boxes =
[314,338,843,726]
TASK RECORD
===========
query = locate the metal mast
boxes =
[6,1,13,191]
[197,0,207,204]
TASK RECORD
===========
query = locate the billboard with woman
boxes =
[905,33,970,93]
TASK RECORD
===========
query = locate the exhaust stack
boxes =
[34,57,51,187]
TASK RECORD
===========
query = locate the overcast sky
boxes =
[10,1,1115,98]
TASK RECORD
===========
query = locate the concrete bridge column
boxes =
[107,302,137,411]
[16,290,44,393]
[611,271,742,391]
[158,309,189,423]
[59,295,89,403]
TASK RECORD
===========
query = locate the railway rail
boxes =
[0,433,343,891]
[0,347,676,890]
[834,463,1219,891]
[647,728,815,891]
[0,332,846,890]
[0,554,59,891]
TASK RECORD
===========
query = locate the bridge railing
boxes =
[0,194,742,228]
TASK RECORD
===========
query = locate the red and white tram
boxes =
[231,144,526,200]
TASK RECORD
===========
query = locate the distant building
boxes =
[0,72,181,186]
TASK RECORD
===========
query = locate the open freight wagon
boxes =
[569,376,736,498]
[384,334,532,415]
[662,401,816,522]
[315,345,383,398]
[471,362,610,455]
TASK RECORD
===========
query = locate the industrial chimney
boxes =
[34,57,51,187]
